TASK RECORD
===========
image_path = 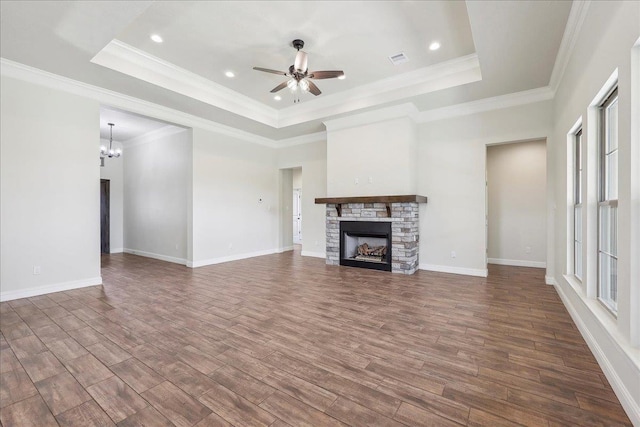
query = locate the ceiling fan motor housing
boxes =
[292,39,304,50]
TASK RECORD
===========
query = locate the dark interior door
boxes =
[100,179,110,254]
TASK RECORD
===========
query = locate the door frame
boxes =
[100,179,110,254]
[293,188,302,244]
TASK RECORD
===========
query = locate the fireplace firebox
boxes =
[340,221,392,272]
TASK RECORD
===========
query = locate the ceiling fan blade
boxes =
[253,67,288,76]
[294,51,308,73]
[308,70,344,79]
[307,80,321,96]
[270,81,288,93]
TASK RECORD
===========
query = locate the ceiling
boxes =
[99,106,176,141]
[0,1,572,141]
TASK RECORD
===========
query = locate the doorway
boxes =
[293,188,302,244]
[486,139,547,270]
[279,167,303,253]
[100,179,110,254]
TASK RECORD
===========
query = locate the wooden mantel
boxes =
[315,195,427,217]
[315,195,427,204]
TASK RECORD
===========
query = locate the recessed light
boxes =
[338,74,346,80]
[225,71,235,78]
[150,34,163,43]
[429,41,441,51]
[274,95,282,101]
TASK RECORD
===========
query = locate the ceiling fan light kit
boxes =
[253,39,345,103]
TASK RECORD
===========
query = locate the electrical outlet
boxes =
[355,177,359,185]
[228,243,233,249]
[315,240,319,246]
[368,176,374,184]
[450,251,456,258]
[33,266,41,275]
[525,246,531,254]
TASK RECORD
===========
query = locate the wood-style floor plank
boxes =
[0,252,632,426]
[55,400,116,427]
[0,394,58,427]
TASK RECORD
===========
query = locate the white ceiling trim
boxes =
[124,125,188,147]
[549,0,591,92]
[2,57,556,149]
[324,103,419,132]
[416,86,554,123]
[91,40,279,127]
[91,39,481,129]
[0,58,276,148]
[277,54,482,128]
[275,131,327,148]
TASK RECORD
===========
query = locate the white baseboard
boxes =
[488,258,546,268]
[554,278,640,426]
[301,251,326,259]
[189,248,279,268]
[277,246,294,253]
[110,248,124,254]
[545,275,558,286]
[0,276,103,302]
[419,263,488,277]
[124,248,187,265]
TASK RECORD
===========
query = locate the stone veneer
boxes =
[326,202,419,274]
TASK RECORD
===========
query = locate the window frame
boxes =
[597,86,619,315]
[574,128,583,280]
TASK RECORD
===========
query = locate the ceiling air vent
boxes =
[388,52,409,65]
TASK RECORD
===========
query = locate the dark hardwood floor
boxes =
[0,251,632,426]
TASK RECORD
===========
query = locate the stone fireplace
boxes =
[316,195,426,274]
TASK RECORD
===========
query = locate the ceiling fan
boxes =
[253,39,344,103]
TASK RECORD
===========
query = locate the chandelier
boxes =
[100,123,121,165]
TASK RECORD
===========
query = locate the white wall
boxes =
[100,138,124,253]
[277,140,327,258]
[550,1,640,422]
[418,101,553,276]
[191,129,279,266]
[326,117,417,197]
[123,127,191,264]
[487,140,547,267]
[0,76,101,300]
[292,167,302,189]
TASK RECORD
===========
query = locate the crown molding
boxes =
[324,103,419,132]
[416,86,554,123]
[91,40,279,127]
[90,39,481,129]
[275,131,327,148]
[549,0,591,92]
[2,57,556,149]
[0,57,276,148]
[279,54,482,128]
[124,125,188,147]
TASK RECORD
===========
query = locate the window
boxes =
[574,129,583,280]
[598,87,618,314]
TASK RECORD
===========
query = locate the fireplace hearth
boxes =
[340,221,391,271]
